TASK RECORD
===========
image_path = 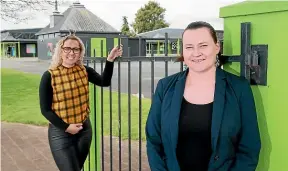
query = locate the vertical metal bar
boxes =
[109,82,113,171]
[85,40,88,57]
[100,44,104,171]
[151,45,155,102]
[164,33,169,77]
[93,59,96,171]
[94,49,96,58]
[86,58,89,66]
[108,41,113,171]
[101,61,104,171]
[139,60,142,171]
[127,47,132,171]
[101,40,104,58]
[164,33,168,56]
[241,22,251,82]
[138,36,142,56]
[138,36,142,171]
[117,37,122,171]
[179,38,184,72]
[84,54,90,171]
[165,60,168,77]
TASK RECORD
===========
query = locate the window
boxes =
[26,44,36,54]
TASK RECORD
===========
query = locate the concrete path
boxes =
[1,122,150,171]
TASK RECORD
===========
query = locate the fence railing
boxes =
[81,22,267,171]
[82,44,184,171]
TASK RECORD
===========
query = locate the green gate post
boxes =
[84,86,101,171]
[0,43,2,58]
[220,1,288,171]
[18,42,20,58]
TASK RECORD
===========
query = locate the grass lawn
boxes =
[1,68,151,140]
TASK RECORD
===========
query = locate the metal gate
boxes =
[82,22,268,171]
[83,36,184,171]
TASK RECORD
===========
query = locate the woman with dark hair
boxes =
[145,21,261,171]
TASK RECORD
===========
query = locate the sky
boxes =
[0,0,245,31]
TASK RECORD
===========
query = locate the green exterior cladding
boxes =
[220,1,288,170]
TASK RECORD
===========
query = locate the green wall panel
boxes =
[220,1,288,18]
[91,38,107,57]
[114,37,119,47]
[221,1,288,171]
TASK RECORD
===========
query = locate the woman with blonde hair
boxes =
[39,32,122,171]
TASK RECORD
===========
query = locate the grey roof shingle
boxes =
[36,2,120,35]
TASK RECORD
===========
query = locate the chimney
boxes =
[50,0,64,28]
[70,0,85,8]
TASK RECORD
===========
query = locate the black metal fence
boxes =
[83,36,184,171]
[82,22,267,171]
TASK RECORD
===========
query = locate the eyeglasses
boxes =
[62,47,81,54]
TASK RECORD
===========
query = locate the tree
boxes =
[120,16,136,37]
[121,16,131,36]
[0,0,69,24]
[132,1,169,34]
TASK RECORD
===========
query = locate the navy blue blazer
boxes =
[145,68,261,171]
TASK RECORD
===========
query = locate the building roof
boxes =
[1,28,42,42]
[137,28,184,39]
[137,27,224,41]
[1,32,16,41]
[36,1,120,35]
[1,28,43,34]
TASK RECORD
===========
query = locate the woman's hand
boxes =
[65,123,83,134]
[107,45,123,62]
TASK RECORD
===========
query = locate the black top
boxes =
[176,97,213,171]
[39,61,114,131]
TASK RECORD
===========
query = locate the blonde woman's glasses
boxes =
[62,47,81,54]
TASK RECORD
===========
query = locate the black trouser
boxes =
[48,118,92,171]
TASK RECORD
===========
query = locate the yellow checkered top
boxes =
[49,65,90,124]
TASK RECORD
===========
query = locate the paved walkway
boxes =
[1,122,150,171]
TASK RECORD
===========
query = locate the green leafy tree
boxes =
[121,16,131,36]
[132,1,169,34]
[120,16,136,37]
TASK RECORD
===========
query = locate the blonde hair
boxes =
[49,33,86,70]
